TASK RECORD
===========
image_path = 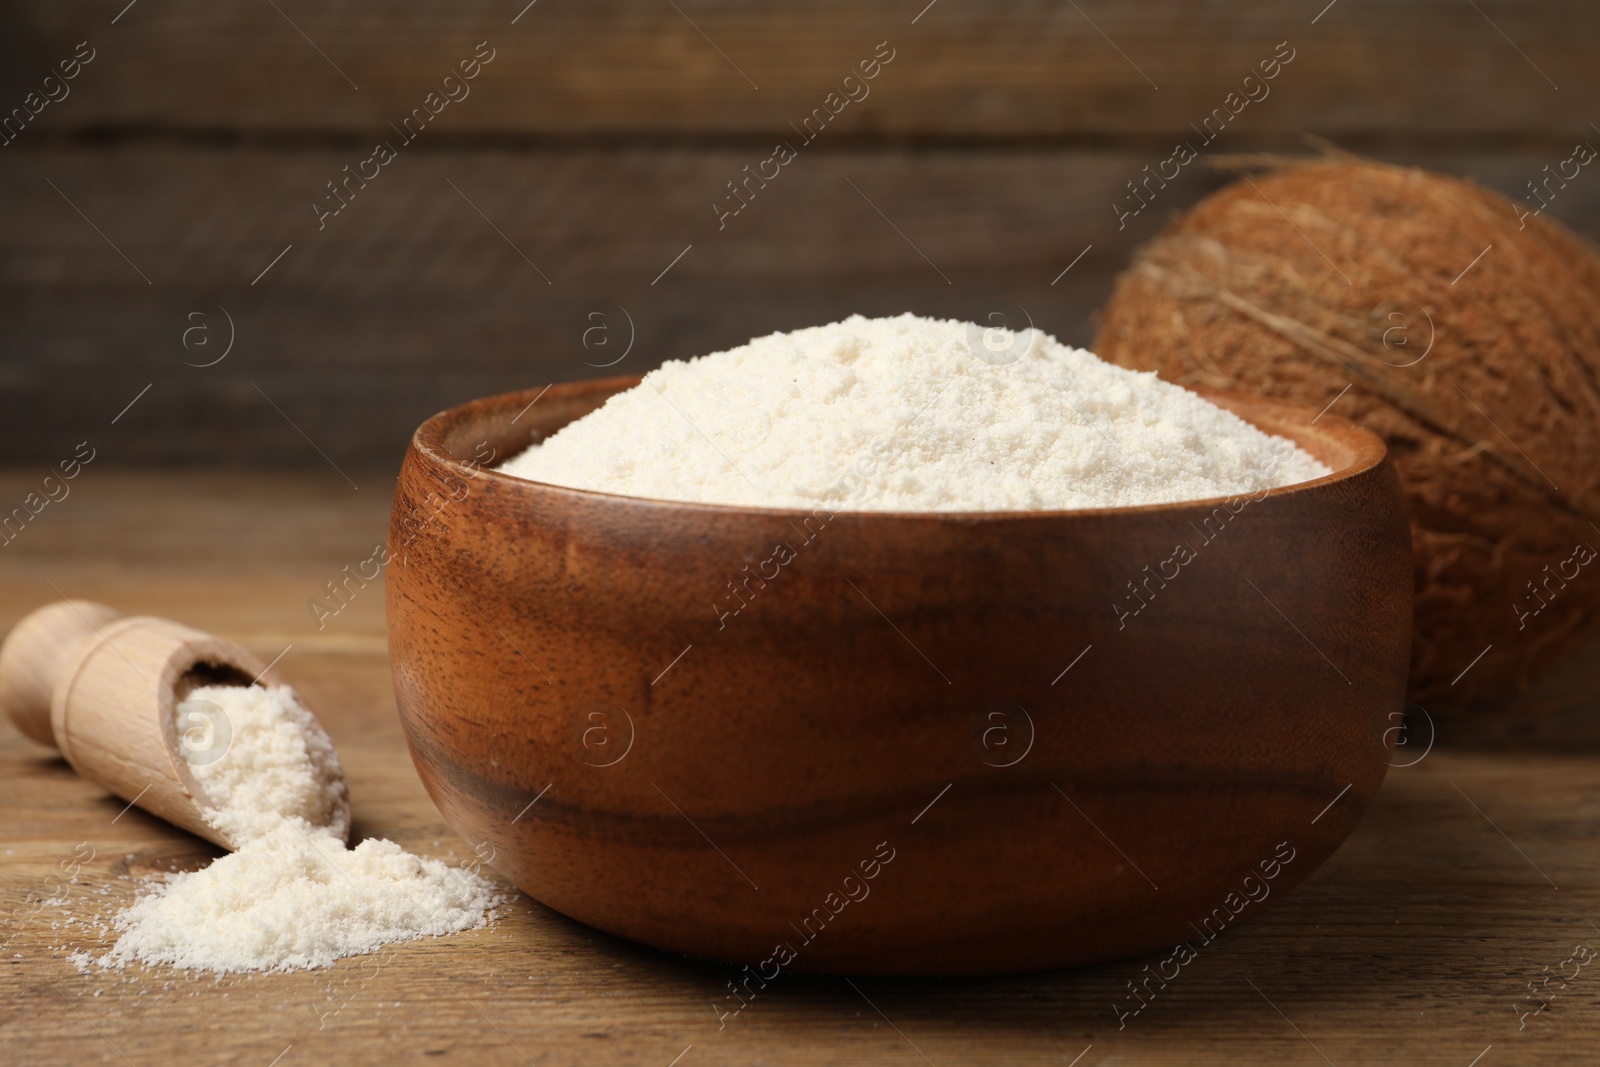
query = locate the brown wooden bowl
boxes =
[387,377,1411,976]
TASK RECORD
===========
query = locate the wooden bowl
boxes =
[387,377,1411,975]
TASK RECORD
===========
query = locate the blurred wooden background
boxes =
[3,0,1599,467]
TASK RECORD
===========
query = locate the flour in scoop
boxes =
[499,313,1329,509]
[185,682,350,846]
[89,683,497,974]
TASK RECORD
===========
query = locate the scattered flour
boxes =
[92,683,497,974]
[100,819,496,974]
[499,313,1329,510]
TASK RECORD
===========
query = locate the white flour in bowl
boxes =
[499,313,1329,510]
[86,683,498,974]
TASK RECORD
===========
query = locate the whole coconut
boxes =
[1095,157,1600,704]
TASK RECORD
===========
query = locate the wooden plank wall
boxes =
[2,1,1598,467]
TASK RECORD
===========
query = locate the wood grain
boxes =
[4,0,1597,137]
[1,470,1598,1062]
[3,1,1598,472]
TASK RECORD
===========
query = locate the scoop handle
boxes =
[1,599,276,850]
[0,600,123,747]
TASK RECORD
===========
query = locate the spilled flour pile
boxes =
[91,683,496,974]
[498,313,1329,510]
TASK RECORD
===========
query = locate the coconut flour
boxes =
[91,683,497,974]
[185,682,350,846]
[499,314,1329,509]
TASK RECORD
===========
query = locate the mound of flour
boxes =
[499,313,1328,510]
[92,683,497,974]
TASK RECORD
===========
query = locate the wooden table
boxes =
[3,470,1598,1065]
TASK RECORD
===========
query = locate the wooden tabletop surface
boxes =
[3,469,1598,1066]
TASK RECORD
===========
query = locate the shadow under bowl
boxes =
[386,377,1411,975]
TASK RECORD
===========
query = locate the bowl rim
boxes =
[409,375,1391,523]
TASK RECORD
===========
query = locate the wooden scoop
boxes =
[0,600,278,850]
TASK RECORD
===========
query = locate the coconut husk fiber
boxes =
[1095,157,1600,705]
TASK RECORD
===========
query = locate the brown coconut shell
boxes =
[1095,157,1600,705]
